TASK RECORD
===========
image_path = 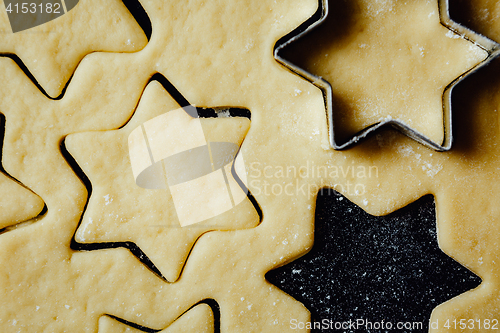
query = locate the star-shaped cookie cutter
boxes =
[275,0,500,151]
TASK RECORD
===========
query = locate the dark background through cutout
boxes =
[267,192,481,332]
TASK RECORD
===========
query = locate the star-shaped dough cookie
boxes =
[66,80,259,283]
[280,0,489,148]
[0,0,147,97]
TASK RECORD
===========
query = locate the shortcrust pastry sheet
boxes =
[0,0,499,332]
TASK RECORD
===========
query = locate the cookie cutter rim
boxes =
[274,0,500,151]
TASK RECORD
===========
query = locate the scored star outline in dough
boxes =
[0,0,148,98]
[275,0,500,150]
[65,80,260,283]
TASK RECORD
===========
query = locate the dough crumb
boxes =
[104,194,113,205]
[445,30,460,39]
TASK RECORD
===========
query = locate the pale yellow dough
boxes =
[97,304,214,333]
[0,0,498,332]
[0,172,43,229]
[0,0,147,97]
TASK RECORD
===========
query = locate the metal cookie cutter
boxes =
[274,0,500,151]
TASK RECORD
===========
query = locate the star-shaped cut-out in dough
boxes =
[0,0,148,97]
[278,0,494,150]
[66,80,260,283]
[267,193,480,332]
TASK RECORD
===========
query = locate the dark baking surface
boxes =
[267,192,481,332]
